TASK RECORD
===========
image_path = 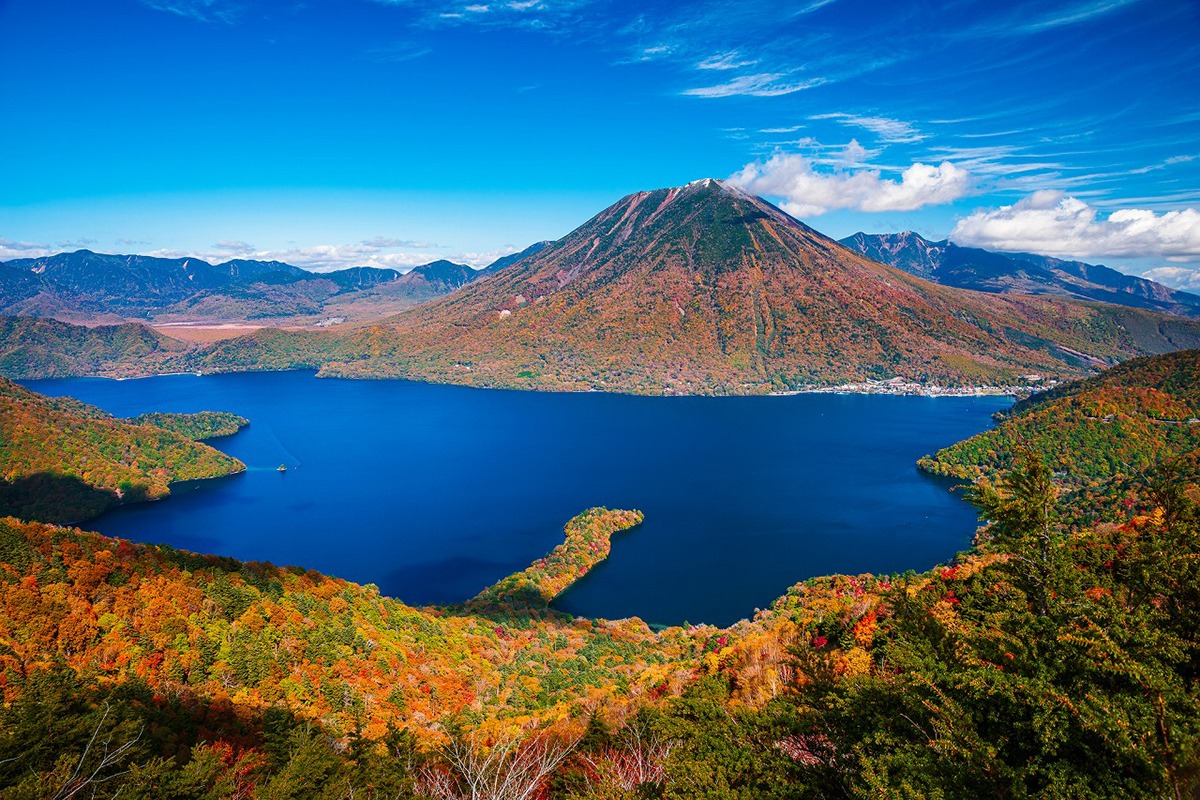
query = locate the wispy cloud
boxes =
[1013,0,1144,34]
[0,237,56,260]
[366,43,434,63]
[210,239,255,254]
[373,0,596,32]
[811,113,926,144]
[951,191,1200,259]
[696,51,758,70]
[683,73,823,98]
[138,0,239,24]
[730,152,972,216]
[0,237,100,261]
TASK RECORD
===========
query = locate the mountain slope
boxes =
[480,240,552,274]
[385,259,478,299]
[7,182,1200,392]
[842,232,1200,317]
[0,316,192,378]
[243,179,1200,393]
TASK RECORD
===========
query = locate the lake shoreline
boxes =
[51,365,1055,400]
[27,371,1011,626]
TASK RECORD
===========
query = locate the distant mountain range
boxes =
[0,248,542,325]
[840,231,1200,317]
[5,180,1200,390]
[185,179,1200,392]
[478,240,552,274]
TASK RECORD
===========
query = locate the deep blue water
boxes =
[26,372,1010,627]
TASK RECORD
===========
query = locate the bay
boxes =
[26,371,1010,627]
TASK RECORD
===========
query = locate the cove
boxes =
[26,372,1011,627]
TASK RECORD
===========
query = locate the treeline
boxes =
[131,411,249,440]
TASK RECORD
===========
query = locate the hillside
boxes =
[842,231,1200,317]
[198,179,1200,393]
[0,378,245,522]
[0,316,192,379]
[478,240,552,274]
[919,349,1200,488]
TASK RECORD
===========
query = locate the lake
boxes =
[27,372,1010,627]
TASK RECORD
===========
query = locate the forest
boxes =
[0,377,245,523]
[0,351,1197,797]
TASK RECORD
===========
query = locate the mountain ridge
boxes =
[7,180,1200,390]
[841,231,1200,317]
[205,178,1200,392]
[0,249,482,324]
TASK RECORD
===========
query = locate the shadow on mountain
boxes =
[0,473,123,524]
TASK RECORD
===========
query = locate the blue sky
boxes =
[1,0,1198,286]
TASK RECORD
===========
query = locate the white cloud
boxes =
[951,191,1200,259]
[682,73,823,98]
[138,0,238,24]
[361,236,436,248]
[838,138,874,167]
[212,239,257,255]
[729,153,971,216]
[0,237,55,261]
[1141,266,1200,291]
[697,51,758,70]
[811,113,926,143]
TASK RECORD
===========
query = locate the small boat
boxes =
[277,464,288,472]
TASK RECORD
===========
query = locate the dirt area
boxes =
[150,323,271,343]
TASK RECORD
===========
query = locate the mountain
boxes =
[0,250,476,324]
[324,265,402,290]
[7,181,1200,390]
[481,240,552,273]
[841,232,1200,317]
[229,179,1200,393]
[388,259,479,297]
